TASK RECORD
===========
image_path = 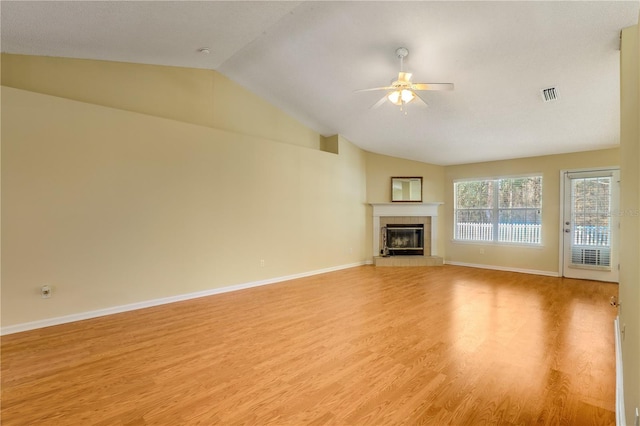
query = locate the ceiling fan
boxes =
[357,47,454,110]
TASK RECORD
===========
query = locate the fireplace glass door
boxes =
[385,225,424,256]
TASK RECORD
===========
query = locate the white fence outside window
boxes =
[456,222,542,244]
[573,225,610,246]
[455,223,609,246]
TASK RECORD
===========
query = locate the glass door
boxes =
[562,169,619,282]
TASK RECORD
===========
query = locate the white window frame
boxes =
[453,174,543,245]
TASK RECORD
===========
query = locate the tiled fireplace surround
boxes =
[370,203,443,266]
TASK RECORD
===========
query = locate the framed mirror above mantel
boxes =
[391,177,422,202]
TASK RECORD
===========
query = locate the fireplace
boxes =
[370,202,443,263]
[383,224,424,256]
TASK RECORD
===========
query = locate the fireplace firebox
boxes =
[382,224,424,256]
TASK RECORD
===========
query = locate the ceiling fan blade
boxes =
[371,94,389,109]
[413,92,429,108]
[355,86,395,93]
[398,72,412,82]
[412,83,454,91]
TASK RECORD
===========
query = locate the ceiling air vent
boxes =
[541,87,559,102]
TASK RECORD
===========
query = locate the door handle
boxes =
[565,229,571,233]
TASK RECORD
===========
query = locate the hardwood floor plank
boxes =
[1,266,617,425]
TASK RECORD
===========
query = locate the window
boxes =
[454,175,542,244]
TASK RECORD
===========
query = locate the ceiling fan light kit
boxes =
[388,89,415,105]
[358,47,454,111]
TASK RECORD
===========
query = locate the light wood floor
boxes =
[1,265,618,425]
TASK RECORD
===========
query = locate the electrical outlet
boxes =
[260,259,265,267]
[41,285,52,299]
[479,248,485,255]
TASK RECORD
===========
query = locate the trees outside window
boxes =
[454,176,542,244]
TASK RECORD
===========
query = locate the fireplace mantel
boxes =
[369,202,443,257]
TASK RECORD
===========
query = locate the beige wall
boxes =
[444,149,619,274]
[1,54,323,150]
[1,70,367,326]
[365,152,445,257]
[620,23,640,423]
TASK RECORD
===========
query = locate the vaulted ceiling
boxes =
[2,1,638,165]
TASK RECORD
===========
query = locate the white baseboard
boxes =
[444,260,559,277]
[1,261,368,336]
[615,317,626,426]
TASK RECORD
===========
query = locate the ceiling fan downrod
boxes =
[395,47,409,71]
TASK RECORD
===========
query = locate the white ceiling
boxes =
[2,1,638,165]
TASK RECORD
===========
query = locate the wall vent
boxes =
[541,87,559,102]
